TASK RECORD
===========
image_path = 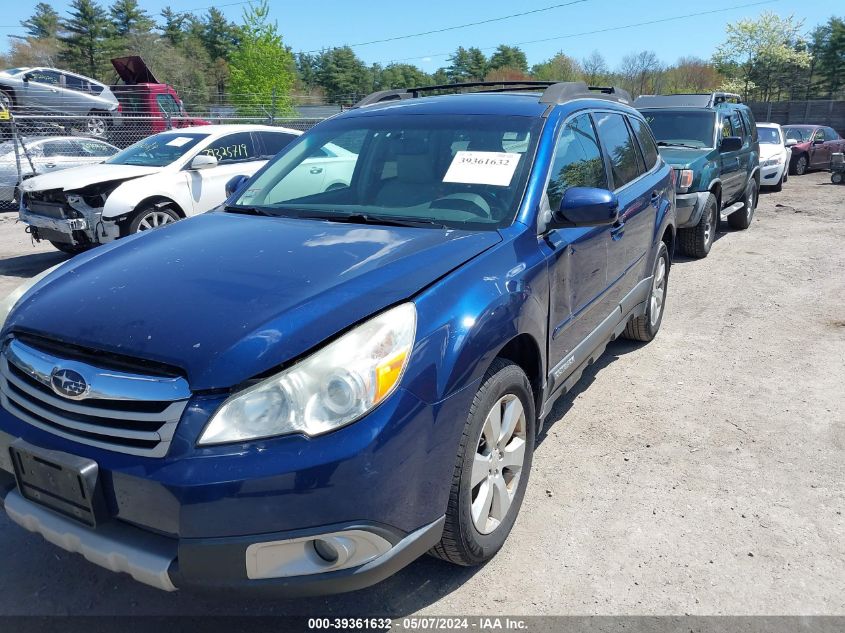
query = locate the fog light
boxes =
[245,529,393,579]
[313,538,340,564]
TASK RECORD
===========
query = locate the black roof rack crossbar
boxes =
[351,80,632,109]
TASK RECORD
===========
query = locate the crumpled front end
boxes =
[20,183,127,248]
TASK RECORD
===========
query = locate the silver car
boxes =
[0,67,122,137]
[0,136,118,208]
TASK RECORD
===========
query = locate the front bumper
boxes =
[0,379,475,592]
[674,191,710,228]
[761,162,785,185]
[19,207,88,235]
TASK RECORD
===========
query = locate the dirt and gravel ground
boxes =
[0,172,842,617]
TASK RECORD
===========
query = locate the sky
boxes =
[0,0,836,69]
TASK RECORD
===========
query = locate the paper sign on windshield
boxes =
[443,151,521,187]
[166,137,193,147]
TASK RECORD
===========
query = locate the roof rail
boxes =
[351,80,632,109]
[634,92,743,108]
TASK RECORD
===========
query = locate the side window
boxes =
[257,131,298,158]
[594,111,643,190]
[156,94,180,116]
[824,127,839,140]
[27,69,60,85]
[742,109,758,142]
[42,141,77,157]
[64,74,90,92]
[201,132,258,164]
[721,117,733,138]
[546,113,608,211]
[76,140,116,157]
[629,116,659,171]
[813,128,826,142]
[729,113,744,139]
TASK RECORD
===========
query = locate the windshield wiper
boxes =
[223,204,275,217]
[296,211,447,229]
[657,141,702,149]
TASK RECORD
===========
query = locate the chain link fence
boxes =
[0,103,327,211]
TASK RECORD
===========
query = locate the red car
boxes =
[782,124,845,176]
[109,56,209,146]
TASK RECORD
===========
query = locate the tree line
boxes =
[1,1,843,114]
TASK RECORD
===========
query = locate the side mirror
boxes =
[720,136,743,153]
[225,174,249,198]
[785,138,798,147]
[22,73,32,82]
[189,153,217,170]
[551,187,619,229]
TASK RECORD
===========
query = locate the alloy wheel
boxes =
[471,394,527,535]
[796,156,807,175]
[650,256,667,328]
[86,115,106,137]
[137,211,176,231]
[703,204,717,248]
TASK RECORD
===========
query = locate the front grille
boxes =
[24,190,71,219]
[0,339,190,458]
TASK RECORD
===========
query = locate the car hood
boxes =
[7,213,502,389]
[20,164,162,193]
[759,143,786,159]
[656,147,714,169]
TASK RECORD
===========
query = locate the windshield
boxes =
[231,113,542,230]
[758,127,782,145]
[105,132,209,167]
[3,68,26,75]
[641,111,716,148]
[783,127,811,142]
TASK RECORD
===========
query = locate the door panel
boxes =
[188,132,267,214]
[719,114,744,203]
[544,113,612,376]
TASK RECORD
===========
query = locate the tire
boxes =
[50,240,90,255]
[85,111,109,138]
[127,205,180,234]
[727,179,757,230]
[772,170,784,192]
[430,358,536,566]
[678,193,717,258]
[832,172,843,185]
[0,90,12,110]
[622,241,669,343]
[792,154,808,176]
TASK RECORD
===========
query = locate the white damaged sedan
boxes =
[757,122,791,192]
[18,125,300,253]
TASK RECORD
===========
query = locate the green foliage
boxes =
[488,45,528,74]
[713,12,811,100]
[228,0,296,116]
[447,47,488,82]
[159,7,186,46]
[110,0,154,37]
[21,3,60,39]
[809,17,845,98]
[531,52,581,82]
[375,63,431,89]
[59,0,113,79]
[316,46,373,104]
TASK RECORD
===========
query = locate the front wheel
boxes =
[430,358,535,566]
[622,241,669,342]
[792,154,808,176]
[678,193,717,258]
[727,180,757,230]
[832,172,843,185]
[127,206,180,234]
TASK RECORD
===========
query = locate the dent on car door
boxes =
[189,132,265,214]
[543,112,612,379]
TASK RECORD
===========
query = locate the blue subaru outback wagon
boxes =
[0,81,675,595]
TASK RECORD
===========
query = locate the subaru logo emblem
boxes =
[50,368,89,400]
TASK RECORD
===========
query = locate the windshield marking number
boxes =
[443,151,521,187]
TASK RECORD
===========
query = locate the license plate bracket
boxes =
[9,439,106,527]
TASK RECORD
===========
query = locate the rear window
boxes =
[642,110,716,149]
[257,131,298,158]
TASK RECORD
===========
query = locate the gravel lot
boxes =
[0,172,843,617]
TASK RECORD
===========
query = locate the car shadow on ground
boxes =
[0,250,68,278]
[536,336,642,448]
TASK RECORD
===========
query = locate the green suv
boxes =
[635,93,760,258]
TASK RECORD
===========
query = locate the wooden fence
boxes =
[748,100,845,134]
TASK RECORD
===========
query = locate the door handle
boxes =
[310,167,323,175]
[650,191,660,204]
[44,163,55,169]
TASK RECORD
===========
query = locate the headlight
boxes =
[199,303,417,445]
[676,169,694,192]
[0,263,65,331]
[762,156,783,167]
